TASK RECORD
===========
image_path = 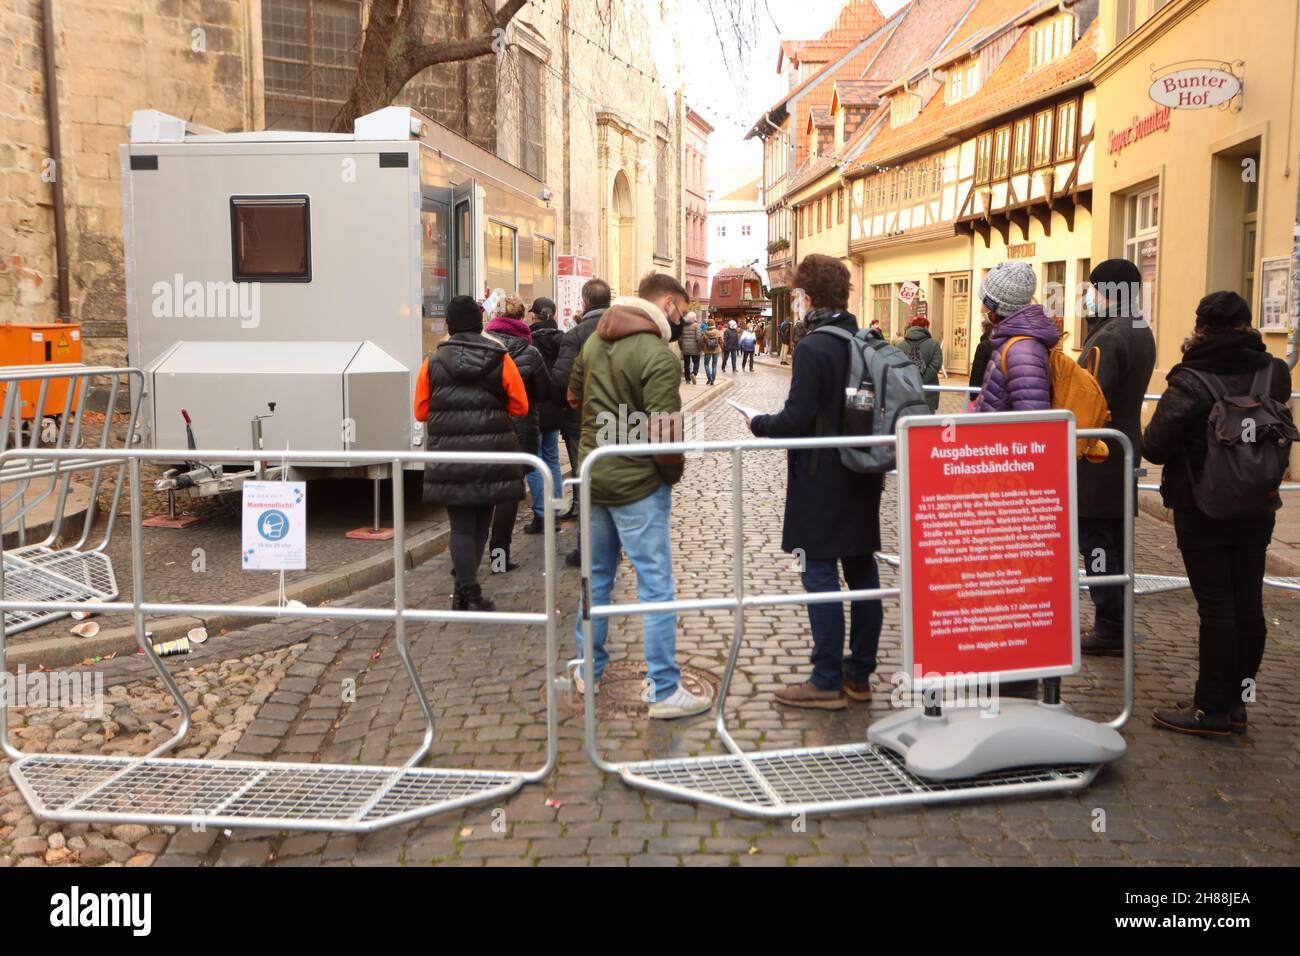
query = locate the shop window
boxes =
[486,220,516,294]
[993,126,1011,180]
[231,196,311,281]
[533,236,554,302]
[872,284,893,335]
[1056,101,1077,161]
[1043,261,1067,323]
[1074,257,1091,345]
[975,133,993,184]
[1033,109,1053,167]
[1013,117,1032,173]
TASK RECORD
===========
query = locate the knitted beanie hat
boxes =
[979,261,1037,317]
[447,295,483,334]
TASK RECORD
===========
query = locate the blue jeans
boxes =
[702,352,718,383]
[574,483,679,701]
[801,555,882,691]
[526,430,563,518]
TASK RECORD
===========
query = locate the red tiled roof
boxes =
[832,79,882,108]
[792,33,892,164]
[933,0,1037,62]
[857,17,1098,170]
[822,0,889,42]
[779,38,855,72]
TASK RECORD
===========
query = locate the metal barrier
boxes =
[576,427,1135,818]
[0,366,142,634]
[2,446,559,833]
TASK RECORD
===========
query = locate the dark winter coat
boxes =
[529,320,565,433]
[422,334,524,507]
[552,307,605,432]
[1075,311,1157,519]
[723,327,739,351]
[486,320,548,457]
[1143,329,1292,548]
[969,332,993,393]
[899,326,943,411]
[974,305,1059,412]
[749,309,883,560]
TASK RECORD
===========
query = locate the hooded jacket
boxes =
[568,296,683,505]
[974,305,1060,412]
[899,326,943,410]
[678,319,701,356]
[529,317,565,433]
[485,316,549,454]
[552,306,606,430]
[1144,329,1292,532]
[416,333,528,507]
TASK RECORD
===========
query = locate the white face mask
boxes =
[1084,286,1097,316]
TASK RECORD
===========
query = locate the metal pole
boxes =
[392,458,436,769]
[1106,431,1137,731]
[372,475,381,533]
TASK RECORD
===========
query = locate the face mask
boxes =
[1084,286,1097,317]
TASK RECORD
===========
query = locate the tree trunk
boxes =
[330,0,529,133]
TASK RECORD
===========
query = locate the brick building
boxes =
[1,0,682,363]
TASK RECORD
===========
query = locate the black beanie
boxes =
[1088,258,1144,319]
[447,294,483,334]
[1089,258,1141,287]
[1195,290,1252,329]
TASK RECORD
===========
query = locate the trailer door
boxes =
[453,179,483,299]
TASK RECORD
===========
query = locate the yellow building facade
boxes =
[1089,0,1300,380]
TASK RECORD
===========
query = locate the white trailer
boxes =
[120,106,557,496]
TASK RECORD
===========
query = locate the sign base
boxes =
[867,699,1126,781]
[345,526,395,541]
[141,514,204,529]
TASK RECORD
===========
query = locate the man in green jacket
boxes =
[567,272,710,719]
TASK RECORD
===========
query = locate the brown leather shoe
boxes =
[774,681,847,710]
[843,678,873,702]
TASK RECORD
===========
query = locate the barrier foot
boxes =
[142,515,204,529]
[345,526,395,541]
[867,699,1126,781]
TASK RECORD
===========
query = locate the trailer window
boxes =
[486,221,516,296]
[231,196,311,281]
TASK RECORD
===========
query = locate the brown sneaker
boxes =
[843,678,873,702]
[774,681,847,710]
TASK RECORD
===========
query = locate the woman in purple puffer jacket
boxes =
[972,261,1058,412]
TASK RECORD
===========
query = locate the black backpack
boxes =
[1182,364,1299,519]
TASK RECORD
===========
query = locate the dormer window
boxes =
[947,59,980,103]
[1031,13,1074,70]
[891,91,921,127]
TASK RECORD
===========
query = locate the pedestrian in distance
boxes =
[790,313,808,356]
[746,254,884,710]
[552,277,612,533]
[1144,291,1297,737]
[722,319,740,373]
[568,272,709,719]
[755,321,767,356]
[522,297,565,535]
[414,294,528,611]
[739,322,757,371]
[701,319,722,384]
[972,260,1057,700]
[1075,259,1157,655]
[484,295,550,573]
[897,315,943,412]
[968,315,994,395]
[778,315,792,365]
[679,309,702,384]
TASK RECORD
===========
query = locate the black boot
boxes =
[1152,703,1231,737]
[451,585,467,611]
[491,548,521,573]
[565,547,581,568]
[461,583,496,612]
[1177,700,1246,734]
[1081,627,1125,656]
[523,515,545,535]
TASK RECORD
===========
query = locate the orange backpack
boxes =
[1001,335,1112,460]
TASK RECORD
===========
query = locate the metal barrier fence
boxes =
[1,446,560,833]
[0,366,143,634]
[575,427,1135,818]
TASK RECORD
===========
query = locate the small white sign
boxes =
[242,480,306,570]
[898,282,920,302]
[1149,66,1241,110]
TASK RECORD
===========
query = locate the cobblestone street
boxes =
[3,362,1299,867]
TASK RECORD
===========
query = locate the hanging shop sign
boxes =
[1148,61,1243,110]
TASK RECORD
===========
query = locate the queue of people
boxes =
[413,254,1296,738]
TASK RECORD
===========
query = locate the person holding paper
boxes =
[746,254,884,710]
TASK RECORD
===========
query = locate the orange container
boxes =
[0,323,84,419]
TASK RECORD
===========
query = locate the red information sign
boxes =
[898,412,1078,685]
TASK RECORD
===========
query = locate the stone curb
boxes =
[10,379,737,670]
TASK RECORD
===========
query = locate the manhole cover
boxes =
[553,660,721,719]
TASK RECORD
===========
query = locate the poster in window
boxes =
[1259,257,1289,332]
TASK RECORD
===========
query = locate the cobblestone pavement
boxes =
[3,362,1299,867]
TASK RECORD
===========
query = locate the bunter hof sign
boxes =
[1148,61,1242,110]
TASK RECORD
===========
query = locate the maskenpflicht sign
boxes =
[1149,63,1242,110]
[242,480,307,570]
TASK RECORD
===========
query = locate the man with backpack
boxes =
[1075,260,1156,655]
[1143,291,1297,736]
[746,254,926,709]
[897,315,944,411]
[700,320,723,384]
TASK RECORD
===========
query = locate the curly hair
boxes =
[502,294,527,319]
[793,254,850,310]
